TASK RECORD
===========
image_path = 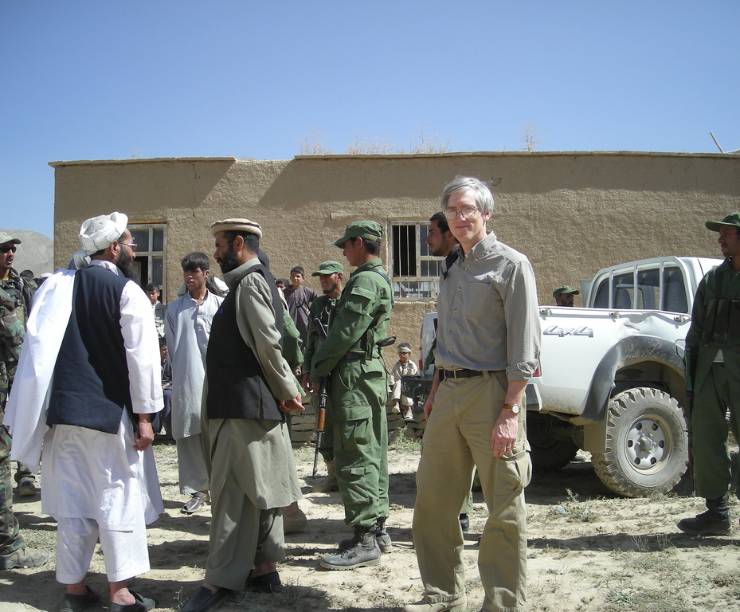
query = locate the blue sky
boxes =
[2,1,738,237]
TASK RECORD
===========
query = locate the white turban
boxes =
[78,212,129,255]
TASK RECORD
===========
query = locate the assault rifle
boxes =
[312,316,329,478]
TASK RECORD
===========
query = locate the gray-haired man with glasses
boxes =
[406,177,541,612]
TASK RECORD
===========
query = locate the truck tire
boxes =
[527,412,579,472]
[592,387,688,497]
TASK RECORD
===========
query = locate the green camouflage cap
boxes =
[705,212,740,232]
[553,285,580,297]
[0,232,21,246]
[312,260,344,276]
[334,220,383,247]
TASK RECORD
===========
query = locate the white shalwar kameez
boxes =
[6,261,164,584]
[165,291,223,494]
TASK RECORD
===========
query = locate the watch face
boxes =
[510,403,521,414]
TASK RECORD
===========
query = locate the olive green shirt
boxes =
[310,257,393,378]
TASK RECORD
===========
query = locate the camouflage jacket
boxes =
[0,268,32,402]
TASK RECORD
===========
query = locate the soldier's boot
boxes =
[338,518,392,553]
[677,495,731,536]
[312,460,338,493]
[372,517,393,553]
[320,526,381,570]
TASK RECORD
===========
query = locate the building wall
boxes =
[52,152,740,361]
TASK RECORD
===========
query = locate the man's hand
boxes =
[280,395,304,415]
[301,374,315,394]
[491,409,518,458]
[422,393,435,419]
[134,418,155,451]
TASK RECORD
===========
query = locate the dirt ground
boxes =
[2,437,739,612]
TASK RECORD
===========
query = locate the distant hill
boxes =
[0,229,53,275]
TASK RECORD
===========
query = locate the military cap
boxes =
[705,212,740,232]
[552,285,580,298]
[398,342,412,354]
[210,218,262,238]
[0,232,22,246]
[334,220,383,247]
[312,260,343,276]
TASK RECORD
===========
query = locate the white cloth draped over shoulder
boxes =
[164,291,223,439]
[3,260,164,528]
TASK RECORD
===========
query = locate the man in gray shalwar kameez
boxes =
[182,218,303,612]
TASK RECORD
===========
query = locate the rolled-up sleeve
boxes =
[120,281,163,413]
[503,260,541,381]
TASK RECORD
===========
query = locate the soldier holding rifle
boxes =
[302,260,344,490]
[310,221,394,570]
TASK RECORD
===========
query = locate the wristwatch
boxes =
[503,402,521,415]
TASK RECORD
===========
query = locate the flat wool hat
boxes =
[705,212,740,232]
[553,285,580,297]
[312,260,344,276]
[0,232,21,246]
[334,220,383,247]
[210,218,262,238]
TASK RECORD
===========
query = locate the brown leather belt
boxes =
[438,368,484,381]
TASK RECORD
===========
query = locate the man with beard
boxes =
[165,252,224,515]
[4,212,163,611]
[182,219,302,612]
[302,260,344,492]
[679,212,740,536]
[552,285,579,307]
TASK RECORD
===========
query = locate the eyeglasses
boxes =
[120,242,137,250]
[443,205,480,220]
[0,245,17,253]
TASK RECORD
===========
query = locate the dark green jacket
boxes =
[310,257,393,379]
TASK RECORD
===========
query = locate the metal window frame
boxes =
[129,223,167,294]
[389,221,443,301]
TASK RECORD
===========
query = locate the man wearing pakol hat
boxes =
[181,219,303,612]
[552,285,579,307]
[679,212,740,536]
[302,260,345,493]
[310,221,394,570]
[0,230,47,572]
[4,212,163,611]
[0,232,38,499]
[390,343,419,421]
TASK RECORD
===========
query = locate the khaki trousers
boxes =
[413,372,531,612]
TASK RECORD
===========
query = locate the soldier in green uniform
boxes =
[302,260,344,493]
[310,222,394,570]
[0,232,47,570]
[679,212,740,536]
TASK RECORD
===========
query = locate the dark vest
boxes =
[47,264,133,434]
[206,263,285,420]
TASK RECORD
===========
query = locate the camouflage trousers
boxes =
[0,424,24,556]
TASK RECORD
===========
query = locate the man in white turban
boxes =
[4,212,163,612]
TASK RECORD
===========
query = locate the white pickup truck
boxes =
[405,256,721,497]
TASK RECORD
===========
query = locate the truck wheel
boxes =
[527,412,579,472]
[592,387,688,497]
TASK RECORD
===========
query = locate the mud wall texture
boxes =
[52,152,740,356]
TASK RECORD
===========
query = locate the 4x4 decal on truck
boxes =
[543,325,594,338]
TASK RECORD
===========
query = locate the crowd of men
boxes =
[0,177,738,612]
